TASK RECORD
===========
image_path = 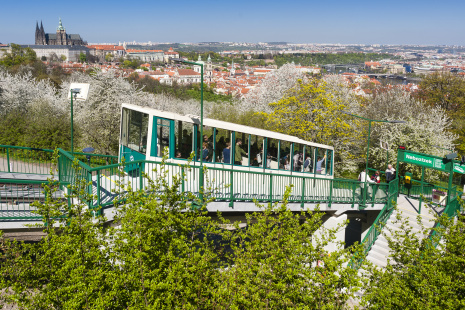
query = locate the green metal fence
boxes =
[399,179,462,206]
[0,145,56,175]
[0,145,394,220]
[0,178,65,220]
[349,178,399,269]
[55,155,392,211]
[429,196,462,248]
[0,145,118,176]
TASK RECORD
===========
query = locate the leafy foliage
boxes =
[258,77,361,174]
[0,157,363,309]
[274,53,396,67]
[363,205,465,309]
[361,87,456,180]
[128,74,233,103]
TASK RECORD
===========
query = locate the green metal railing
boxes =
[1,145,394,220]
[0,145,118,220]
[429,196,462,248]
[0,145,55,175]
[0,178,65,220]
[399,179,462,206]
[350,178,399,269]
[56,149,393,211]
[0,145,118,176]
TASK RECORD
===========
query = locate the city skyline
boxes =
[1,0,465,45]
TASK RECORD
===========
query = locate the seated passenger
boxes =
[223,142,231,164]
[304,156,312,172]
[234,139,248,165]
[316,154,326,174]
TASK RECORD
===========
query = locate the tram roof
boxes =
[122,103,334,150]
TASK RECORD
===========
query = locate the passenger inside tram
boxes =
[155,116,332,175]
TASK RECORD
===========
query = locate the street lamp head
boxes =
[388,120,406,124]
[69,83,90,101]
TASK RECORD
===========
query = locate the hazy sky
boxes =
[1,0,464,45]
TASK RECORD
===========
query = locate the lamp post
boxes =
[70,88,79,155]
[342,111,405,205]
[171,58,204,201]
[68,83,90,155]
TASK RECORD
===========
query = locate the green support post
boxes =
[447,162,454,207]
[363,120,372,207]
[139,161,144,191]
[301,177,305,208]
[97,169,101,209]
[199,63,204,203]
[70,90,74,155]
[329,179,333,208]
[419,166,424,214]
[6,148,10,172]
[229,169,234,208]
[181,167,185,193]
[269,174,273,202]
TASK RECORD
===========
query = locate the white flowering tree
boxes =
[64,70,205,155]
[242,63,305,113]
[361,88,456,180]
[0,70,62,115]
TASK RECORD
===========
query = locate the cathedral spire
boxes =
[57,18,65,31]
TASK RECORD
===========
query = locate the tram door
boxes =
[120,108,149,174]
[150,117,175,158]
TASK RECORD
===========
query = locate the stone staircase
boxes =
[365,194,439,268]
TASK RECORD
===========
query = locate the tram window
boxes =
[303,146,314,173]
[234,132,249,166]
[266,138,279,169]
[121,108,149,154]
[293,144,305,172]
[249,135,264,167]
[216,129,230,164]
[326,150,333,176]
[156,118,171,157]
[175,121,193,159]
[200,127,214,162]
[279,141,292,171]
[316,148,326,174]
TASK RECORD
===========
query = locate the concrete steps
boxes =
[365,195,437,270]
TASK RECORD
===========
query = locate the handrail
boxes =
[0,145,54,152]
[429,196,461,248]
[0,145,118,159]
[349,178,398,269]
[1,146,395,220]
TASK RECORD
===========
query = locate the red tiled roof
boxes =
[126,49,163,53]
[177,69,200,76]
[87,45,124,51]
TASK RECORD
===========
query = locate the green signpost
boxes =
[397,148,464,212]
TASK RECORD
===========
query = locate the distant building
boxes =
[87,45,125,61]
[35,18,86,46]
[126,49,164,62]
[163,47,179,62]
[20,45,89,62]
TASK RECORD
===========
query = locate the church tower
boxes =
[35,21,46,45]
[230,60,235,77]
[206,54,213,83]
[56,18,67,45]
[35,21,40,44]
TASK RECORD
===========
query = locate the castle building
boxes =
[35,18,86,46]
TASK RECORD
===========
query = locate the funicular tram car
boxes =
[119,103,335,203]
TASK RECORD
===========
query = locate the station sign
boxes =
[400,150,465,174]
